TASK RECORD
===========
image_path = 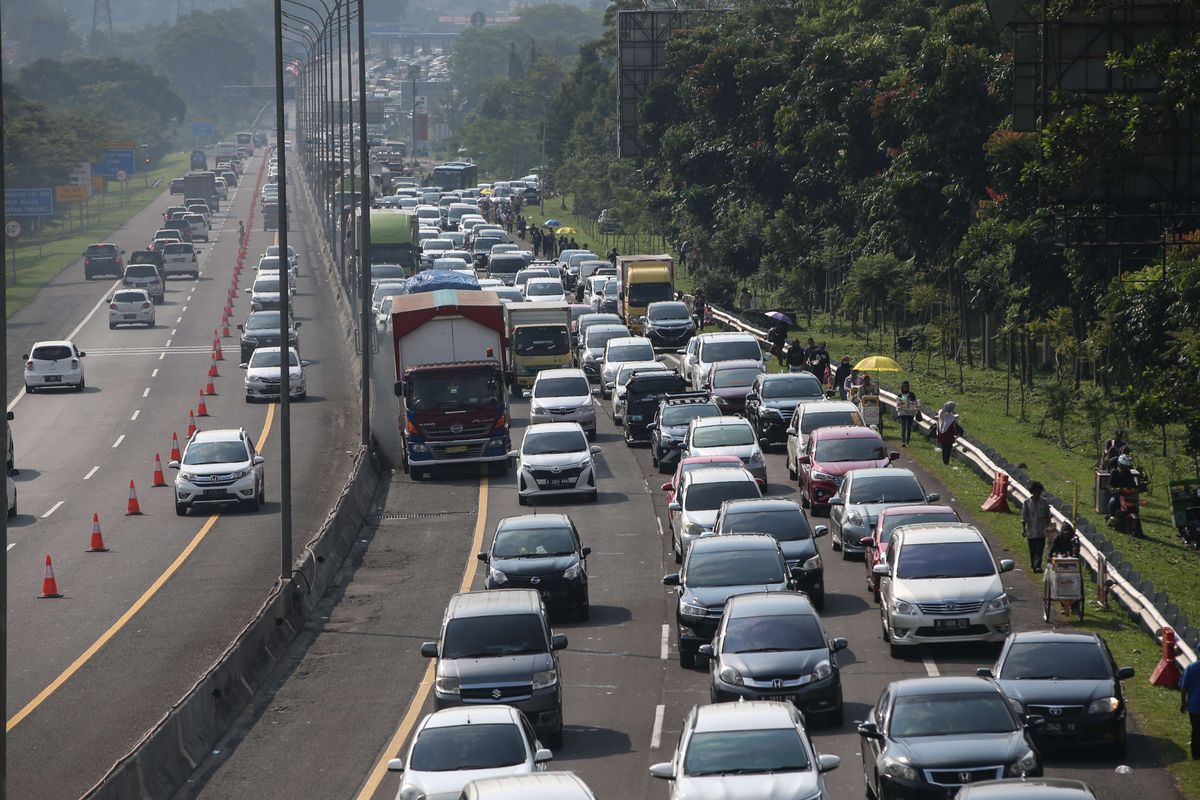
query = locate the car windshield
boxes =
[441,614,548,659]
[407,368,503,412]
[648,302,690,321]
[183,441,248,465]
[719,508,812,541]
[890,692,1018,737]
[517,271,550,284]
[373,284,407,303]
[603,282,620,297]
[661,404,721,427]
[879,512,960,543]
[692,424,755,448]
[489,258,523,275]
[800,409,864,434]
[423,240,451,252]
[493,526,577,558]
[607,344,654,362]
[683,729,810,776]
[246,313,285,331]
[848,474,924,503]
[999,641,1112,681]
[816,437,888,462]
[371,265,407,281]
[896,541,996,579]
[254,280,281,293]
[723,614,825,653]
[31,345,73,360]
[248,350,299,368]
[409,724,527,772]
[685,480,761,512]
[712,367,761,389]
[522,430,587,456]
[526,282,562,297]
[533,376,589,398]
[113,291,147,303]
[586,329,628,350]
[515,328,569,356]
[628,375,686,400]
[258,257,281,271]
[687,549,785,587]
[701,339,761,362]
[618,365,659,386]
[763,375,823,399]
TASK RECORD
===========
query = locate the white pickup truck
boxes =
[161,241,200,279]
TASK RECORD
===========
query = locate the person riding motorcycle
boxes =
[1107,454,1145,537]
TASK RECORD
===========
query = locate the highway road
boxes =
[178,344,1184,800]
[5,149,359,799]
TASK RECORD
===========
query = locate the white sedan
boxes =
[240,346,308,402]
[23,340,86,392]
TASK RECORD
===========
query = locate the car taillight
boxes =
[85,258,92,265]
[25,361,33,369]
[71,360,79,369]
[109,303,118,310]
[141,302,151,309]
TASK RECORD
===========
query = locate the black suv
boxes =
[623,373,689,445]
[83,243,125,279]
[238,310,300,362]
[745,372,828,446]
[480,514,591,621]
[422,588,567,748]
[649,394,721,472]
[714,498,828,608]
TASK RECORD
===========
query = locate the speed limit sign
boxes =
[5,220,21,239]
[116,169,128,182]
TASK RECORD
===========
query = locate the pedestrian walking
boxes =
[786,339,806,372]
[768,322,788,366]
[1181,654,1200,760]
[238,220,245,242]
[1021,480,1053,572]
[833,356,852,400]
[895,380,919,446]
[607,247,618,265]
[934,401,962,465]
[517,217,527,239]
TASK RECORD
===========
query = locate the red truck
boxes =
[391,291,512,478]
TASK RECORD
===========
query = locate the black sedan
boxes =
[745,372,827,446]
[858,676,1042,800]
[979,630,1134,757]
[699,591,846,724]
[479,514,590,620]
[713,497,829,609]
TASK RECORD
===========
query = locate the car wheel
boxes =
[587,491,598,503]
[545,723,564,751]
[812,591,825,611]
[175,501,188,516]
[679,647,695,669]
[827,696,844,727]
[651,447,659,467]
[109,322,116,330]
[873,585,881,603]
[788,461,797,481]
[841,543,852,561]
[76,378,85,392]
[1110,724,1127,759]
[518,493,528,506]
[672,530,682,563]
[8,501,16,518]
[245,492,261,512]
[576,602,590,622]
[148,319,155,328]
[297,391,307,401]
[760,479,768,492]
[24,384,34,394]
[586,430,596,442]
[799,490,810,508]
[831,527,842,551]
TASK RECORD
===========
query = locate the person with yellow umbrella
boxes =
[851,355,903,434]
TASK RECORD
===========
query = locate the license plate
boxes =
[446,445,468,454]
[543,479,573,488]
[202,489,226,498]
[123,314,136,319]
[934,618,971,629]
[45,375,61,382]
[763,695,790,703]
[1041,722,1075,734]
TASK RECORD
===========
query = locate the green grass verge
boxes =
[523,195,674,266]
[894,431,1199,797]
[5,152,191,319]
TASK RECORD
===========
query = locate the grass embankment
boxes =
[895,434,1199,798]
[6,152,191,318]
[519,194,674,266]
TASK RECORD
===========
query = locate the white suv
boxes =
[874,523,1014,657]
[529,369,597,438]
[170,428,265,515]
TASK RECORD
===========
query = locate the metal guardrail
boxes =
[698,298,1195,671]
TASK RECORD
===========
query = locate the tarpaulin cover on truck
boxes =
[405,269,481,294]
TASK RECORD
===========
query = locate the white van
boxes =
[460,772,596,800]
[214,142,238,161]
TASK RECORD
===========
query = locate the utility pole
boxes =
[91,0,113,51]
[410,65,420,162]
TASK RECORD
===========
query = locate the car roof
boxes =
[691,415,752,429]
[692,700,795,732]
[811,425,881,441]
[421,705,520,729]
[684,466,758,486]
[680,454,741,466]
[878,504,958,521]
[524,422,585,435]
[848,466,913,480]
[526,277,561,285]
[727,591,817,617]
[691,533,778,553]
[31,339,74,348]
[606,336,652,347]
[446,588,543,618]
[957,779,1095,798]
[710,359,763,370]
[535,368,587,381]
[496,514,572,532]
[190,428,246,444]
[721,498,803,514]
[894,522,981,545]
[587,324,629,335]
[803,401,860,414]
[891,675,999,696]
[1005,630,1103,646]
[465,772,594,799]
[698,331,758,342]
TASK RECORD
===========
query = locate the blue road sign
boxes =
[4,189,55,216]
[94,149,135,178]
[192,122,215,137]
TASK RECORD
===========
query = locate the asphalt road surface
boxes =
[176,346,1184,800]
[6,150,358,799]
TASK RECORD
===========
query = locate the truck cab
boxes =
[504,302,573,395]
[616,255,675,334]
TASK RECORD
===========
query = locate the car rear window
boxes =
[800,409,864,434]
[126,265,158,277]
[114,291,147,303]
[87,245,117,256]
[32,345,73,361]
[164,243,191,255]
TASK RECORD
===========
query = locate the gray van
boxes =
[422,589,567,748]
[460,772,596,800]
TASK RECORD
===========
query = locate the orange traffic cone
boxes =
[205,375,218,396]
[213,337,224,361]
[186,409,197,438]
[87,512,109,552]
[221,317,231,338]
[126,480,143,516]
[170,432,182,462]
[197,389,210,417]
[38,554,63,598]
[208,356,220,378]
[152,453,167,487]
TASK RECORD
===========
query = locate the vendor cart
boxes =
[1043,556,1084,622]
[1169,478,1200,549]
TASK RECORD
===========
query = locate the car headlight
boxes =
[530,404,545,415]
[812,659,833,680]
[489,566,508,585]
[986,594,1010,612]
[532,669,558,690]
[562,561,582,580]
[229,468,251,480]
[881,755,918,782]
[761,408,782,418]
[1008,749,1039,776]
[409,442,430,454]
[717,665,743,685]
[811,470,838,483]
[683,521,705,537]
[582,352,596,363]
[628,414,644,422]
[891,599,916,615]
[179,471,198,482]
[434,674,460,695]
[681,602,708,618]
[1088,696,1120,714]
[846,511,864,526]
[802,554,822,571]
[747,450,765,467]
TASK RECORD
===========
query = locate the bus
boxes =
[236,132,255,155]
[367,208,419,271]
[432,162,478,192]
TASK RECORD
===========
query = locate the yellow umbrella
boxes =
[854,355,902,372]
[554,226,578,235]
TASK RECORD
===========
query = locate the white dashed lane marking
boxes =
[112,435,125,448]
[41,501,64,519]
[84,466,100,480]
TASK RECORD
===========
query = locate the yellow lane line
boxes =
[353,475,490,800]
[6,404,277,732]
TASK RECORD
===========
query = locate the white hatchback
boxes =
[108,289,156,329]
[386,706,553,800]
[23,340,86,392]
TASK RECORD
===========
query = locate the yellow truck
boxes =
[504,301,573,394]
[616,254,675,334]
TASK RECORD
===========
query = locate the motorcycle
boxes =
[1108,487,1147,538]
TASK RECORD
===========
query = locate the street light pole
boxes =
[273,0,294,584]
[357,0,372,448]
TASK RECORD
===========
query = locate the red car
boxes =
[863,504,962,600]
[797,426,898,515]
[661,454,744,526]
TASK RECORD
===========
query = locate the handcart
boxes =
[1169,478,1200,549]
[1043,556,1084,622]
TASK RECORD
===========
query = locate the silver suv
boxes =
[122,264,165,304]
[170,428,265,515]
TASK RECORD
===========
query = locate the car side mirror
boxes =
[814,525,828,538]
[926,492,940,502]
[998,559,1015,573]
[507,450,519,460]
[856,721,882,739]
[589,445,603,456]
[20,355,27,361]
[604,382,615,391]
[420,641,438,658]
[817,754,841,773]
[786,426,797,436]
[790,567,805,580]
[551,633,568,650]
[534,747,553,762]
[245,288,251,293]
[476,551,488,563]
[386,757,404,772]
[252,455,265,465]
[697,643,713,657]
[888,451,900,461]
[661,482,672,491]
[1117,666,1135,680]
[168,460,180,469]
[759,437,770,449]
[237,324,244,331]
[872,564,891,577]
[5,411,12,421]
[300,360,310,367]
[646,422,657,431]
[294,321,301,328]
[831,637,848,651]
[78,351,86,357]
[238,361,250,369]
[581,546,592,557]
[668,501,682,512]
[649,762,675,780]
[797,455,811,465]
[590,387,600,396]
[976,668,995,678]
[676,348,687,354]
[662,573,681,586]
[829,497,845,506]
